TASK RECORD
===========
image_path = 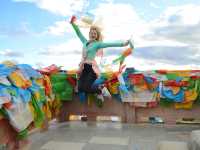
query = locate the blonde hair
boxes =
[89,26,104,57]
[90,25,103,41]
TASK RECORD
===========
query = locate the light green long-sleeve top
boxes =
[71,22,127,61]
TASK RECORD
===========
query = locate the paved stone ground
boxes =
[28,121,200,150]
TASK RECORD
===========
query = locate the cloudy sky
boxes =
[0,0,200,70]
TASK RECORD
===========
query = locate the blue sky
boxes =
[1,0,200,70]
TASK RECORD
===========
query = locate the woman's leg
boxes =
[84,70,101,94]
[78,64,101,94]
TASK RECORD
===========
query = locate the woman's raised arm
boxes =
[70,16,87,44]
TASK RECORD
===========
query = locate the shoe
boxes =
[97,94,104,102]
[102,87,111,98]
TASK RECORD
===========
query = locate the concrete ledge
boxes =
[157,141,188,150]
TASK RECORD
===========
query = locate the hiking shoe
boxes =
[102,87,111,98]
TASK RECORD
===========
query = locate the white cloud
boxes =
[136,4,200,70]
[45,19,92,36]
[45,19,90,36]
[125,56,200,71]
[89,3,200,48]
[12,1,200,70]
[163,4,200,25]
[33,54,82,70]
[92,3,148,41]
[25,39,84,69]
[0,49,23,57]
[45,3,147,38]
[46,21,70,36]
[13,0,86,16]
[42,3,200,70]
[147,4,200,30]
[144,4,200,46]
[150,2,160,9]
[0,22,31,37]
[102,0,114,3]
[38,38,82,56]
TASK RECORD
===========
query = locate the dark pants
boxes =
[78,63,101,94]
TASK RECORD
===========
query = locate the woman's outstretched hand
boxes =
[129,39,134,49]
[70,15,77,24]
[124,40,129,46]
